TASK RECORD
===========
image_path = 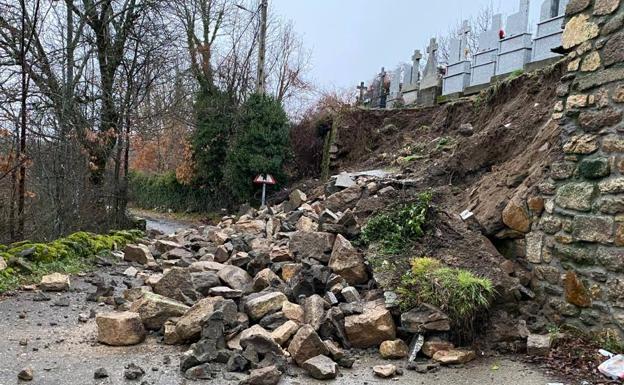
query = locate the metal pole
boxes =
[256,0,268,94]
[261,183,267,207]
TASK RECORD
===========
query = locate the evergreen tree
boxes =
[225,94,290,203]
[191,85,234,194]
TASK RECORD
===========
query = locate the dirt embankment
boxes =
[332,64,563,238]
[325,64,566,342]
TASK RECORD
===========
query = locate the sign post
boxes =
[253,174,276,207]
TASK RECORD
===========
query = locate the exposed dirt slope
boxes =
[332,64,563,238]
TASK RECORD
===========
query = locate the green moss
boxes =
[397,257,495,343]
[0,230,143,293]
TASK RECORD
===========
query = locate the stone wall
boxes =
[523,0,624,339]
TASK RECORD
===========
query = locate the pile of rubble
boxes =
[90,177,479,383]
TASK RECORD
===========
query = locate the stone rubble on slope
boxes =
[92,173,488,383]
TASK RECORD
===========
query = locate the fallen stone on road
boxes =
[96,311,146,346]
[39,273,70,292]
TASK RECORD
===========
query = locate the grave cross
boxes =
[459,20,471,59]
[357,81,367,104]
[411,50,423,83]
[427,38,438,57]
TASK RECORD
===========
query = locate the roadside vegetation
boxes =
[398,257,495,343]
[0,230,143,293]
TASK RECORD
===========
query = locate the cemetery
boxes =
[362,0,570,108]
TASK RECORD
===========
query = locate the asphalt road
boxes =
[0,267,565,385]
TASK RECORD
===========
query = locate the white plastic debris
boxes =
[460,210,474,221]
[504,123,512,128]
[598,354,624,380]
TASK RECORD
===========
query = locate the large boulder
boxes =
[191,271,221,296]
[175,296,235,342]
[344,301,396,348]
[123,244,155,265]
[328,235,368,285]
[379,339,409,359]
[39,273,70,292]
[129,292,189,330]
[289,231,336,263]
[400,304,450,333]
[302,355,338,380]
[287,325,329,366]
[324,185,363,212]
[96,312,145,346]
[218,265,253,292]
[245,292,288,321]
[152,267,198,303]
[155,240,182,253]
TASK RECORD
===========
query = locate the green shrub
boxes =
[129,171,216,212]
[360,192,432,255]
[224,93,290,203]
[0,230,143,293]
[397,257,495,343]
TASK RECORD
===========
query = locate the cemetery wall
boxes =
[511,0,624,339]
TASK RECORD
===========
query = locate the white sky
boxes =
[271,0,547,93]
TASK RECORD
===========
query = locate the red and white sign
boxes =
[254,174,276,185]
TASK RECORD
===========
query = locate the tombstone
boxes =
[496,0,533,75]
[418,38,442,106]
[442,20,472,95]
[531,0,569,62]
[470,14,503,87]
[369,68,387,108]
[386,66,402,108]
[403,50,422,105]
[357,82,367,105]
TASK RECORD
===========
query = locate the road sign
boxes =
[254,174,277,207]
[254,174,276,185]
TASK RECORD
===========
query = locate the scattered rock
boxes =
[176,296,234,342]
[344,301,396,348]
[271,320,300,346]
[96,311,146,346]
[17,367,33,381]
[288,325,330,366]
[241,365,282,385]
[302,354,339,380]
[218,265,253,292]
[380,339,409,359]
[432,349,476,365]
[124,244,154,265]
[328,235,368,285]
[401,304,450,333]
[39,273,70,292]
[245,292,288,321]
[527,334,552,356]
[422,339,454,358]
[129,291,189,330]
[373,364,397,378]
[94,367,109,379]
[124,363,145,380]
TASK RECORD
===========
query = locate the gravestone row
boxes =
[360,0,570,108]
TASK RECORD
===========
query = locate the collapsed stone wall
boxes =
[523,0,624,339]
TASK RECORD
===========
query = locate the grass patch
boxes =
[0,230,143,293]
[360,192,432,255]
[397,257,495,343]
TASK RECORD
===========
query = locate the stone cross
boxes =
[459,20,471,59]
[357,81,367,103]
[423,38,439,77]
[411,50,422,83]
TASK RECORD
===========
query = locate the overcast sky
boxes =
[271,0,547,93]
